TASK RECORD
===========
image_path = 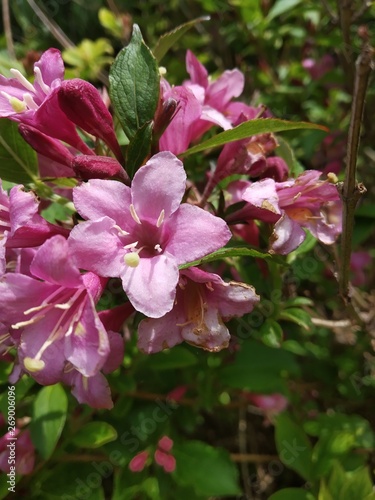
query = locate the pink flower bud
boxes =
[158,435,173,453]
[154,449,176,473]
[18,124,74,168]
[72,155,128,181]
[129,450,149,472]
[58,80,123,163]
[166,385,187,403]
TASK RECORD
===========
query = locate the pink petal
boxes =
[137,308,183,353]
[200,105,232,130]
[34,48,64,87]
[73,179,132,228]
[186,50,208,88]
[121,253,179,318]
[129,450,149,472]
[158,436,174,452]
[159,86,202,155]
[64,295,110,377]
[165,204,231,265]
[30,235,82,288]
[68,217,126,277]
[131,152,186,222]
[69,371,113,409]
[269,213,306,254]
[102,331,124,374]
[206,69,244,108]
[181,307,230,352]
[242,178,281,214]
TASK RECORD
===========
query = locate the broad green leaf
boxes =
[269,488,315,500]
[109,25,159,142]
[30,384,68,460]
[71,421,118,449]
[179,244,281,270]
[275,413,313,481]
[40,463,106,499]
[153,16,210,61]
[181,118,327,157]
[143,346,198,370]
[0,119,38,184]
[220,340,299,393]
[126,121,153,178]
[266,0,305,21]
[279,308,312,331]
[173,441,241,496]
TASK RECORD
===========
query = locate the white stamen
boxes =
[23,93,39,110]
[124,240,139,250]
[129,204,141,225]
[113,224,130,237]
[10,69,36,93]
[54,303,71,310]
[34,66,51,95]
[12,317,44,329]
[154,244,162,253]
[0,203,10,212]
[156,209,165,228]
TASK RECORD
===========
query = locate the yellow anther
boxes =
[124,252,140,268]
[24,357,45,373]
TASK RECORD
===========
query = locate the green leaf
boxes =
[260,319,284,347]
[179,244,281,270]
[143,346,198,370]
[153,16,210,61]
[126,121,153,178]
[269,488,315,500]
[109,25,159,142]
[279,308,312,331]
[220,340,299,393]
[30,384,68,460]
[173,441,241,496]
[266,0,305,21]
[0,119,38,184]
[40,463,106,499]
[181,118,327,157]
[72,421,118,449]
[275,412,313,481]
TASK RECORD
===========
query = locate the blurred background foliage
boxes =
[0,1,375,499]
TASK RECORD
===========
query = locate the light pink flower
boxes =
[69,152,231,318]
[241,170,342,254]
[0,427,35,475]
[138,266,259,353]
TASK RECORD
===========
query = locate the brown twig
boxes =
[337,0,355,88]
[2,0,15,59]
[338,42,373,307]
[238,404,254,499]
[25,0,109,87]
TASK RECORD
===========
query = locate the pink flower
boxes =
[0,427,35,475]
[0,236,110,386]
[0,180,69,275]
[351,251,372,287]
[0,49,91,154]
[68,152,231,318]
[240,170,342,254]
[138,266,259,353]
[183,50,244,138]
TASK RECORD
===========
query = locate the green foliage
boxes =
[30,384,68,460]
[63,39,114,81]
[0,119,38,184]
[173,441,241,496]
[109,25,160,144]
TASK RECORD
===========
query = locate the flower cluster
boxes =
[0,44,342,409]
